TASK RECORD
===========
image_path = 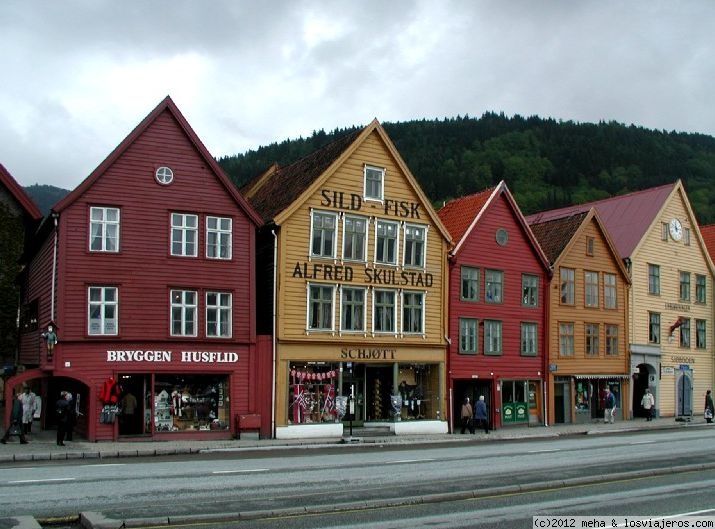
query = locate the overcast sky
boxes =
[1,1,714,190]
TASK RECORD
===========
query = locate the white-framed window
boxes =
[340,287,365,332]
[308,284,335,331]
[648,264,660,295]
[373,289,396,333]
[171,213,198,257]
[484,320,502,355]
[170,289,197,337]
[649,312,660,344]
[206,292,232,338]
[375,220,399,265]
[680,318,691,348]
[559,322,574,356]
[604,273,617,309]
[696,319,707,349]
[684,227,691,246]
[560,268,575,304]
[585,271,599,307]
[606,325,619,356]
[403,224,426,268]
[661,222,668,241]
[206,216,232,259]
[364,165,385,201]
[343,215,367,262]
[461,267,480,301]
[521,322,537,356]
[680,271,691,302]
[88,286,118,335]
[89,206,120,252]
[310,211,337,258]
[402,291,424,334]
[459,318,478,354]
[696,274,707,304]
[585,323,600,356]
[522,274,538,307]
[155,166,174,185]
[485,269,503,303]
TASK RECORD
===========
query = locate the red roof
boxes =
[437,186,494,244]
[0,163,42,220]
[700,224,715,263]
[525,183,675,258]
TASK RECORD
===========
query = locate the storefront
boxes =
[573,375,628,423]
[501,379,542,425]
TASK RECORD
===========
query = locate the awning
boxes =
[573,374,630,379]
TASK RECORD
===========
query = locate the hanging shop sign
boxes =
[106,350,239,363]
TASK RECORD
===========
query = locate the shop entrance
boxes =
[676,369,693,417]
[632,364,656,418]
[118,374,149,436]
[553,377,571,424]
[452,379,492,432]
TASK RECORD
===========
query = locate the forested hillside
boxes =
[24,113,715,223]
[218,113,715,224]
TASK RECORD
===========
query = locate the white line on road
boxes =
[9,478,76,484]
[212,469,269,474]
[629,440,656,445]
[388,459,436,464]
[528,449,561,453]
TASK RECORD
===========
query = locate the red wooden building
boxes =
[438,181,551,431]
[7,97,271,441]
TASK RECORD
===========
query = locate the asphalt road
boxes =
[2,428,715,528]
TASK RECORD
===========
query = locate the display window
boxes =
[153,374,229,432]
[574,378,622,420]
[288,363,340,424]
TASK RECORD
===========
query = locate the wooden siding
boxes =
[629,195,714,417]
[447,191,548,379]
[276,131,447,347]
[546,216,630,424]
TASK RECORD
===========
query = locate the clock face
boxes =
[669,218,683,241]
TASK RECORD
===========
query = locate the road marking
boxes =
[9,478,76,484]
[388,459,436,464]
[528,449,560,453]
[629,440,656,445]
[212,469,269,474]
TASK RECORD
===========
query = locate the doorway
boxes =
[553,378,571,423]
[118,374,149,436]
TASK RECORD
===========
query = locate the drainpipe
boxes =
[51,213,59,323]
[271,229,277,439]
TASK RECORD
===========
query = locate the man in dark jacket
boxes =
[56,391,71,446]
[1,393,29,444]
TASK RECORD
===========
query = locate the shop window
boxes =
[206,292,231,338]
[375,220,399,265]
[402,291,424,334]
[154,374,229,432]
[171,213,198,257]
[171,289,197,337]
[310,211,337,258]
[340,287,365,332]
[403,224,426,268]
[206,216,232,259]
[288,363,341,424]
[461,266,479,301]
[373,289,396,333]
[89,206,120,252]
[343,215,367,262]
[88,286,118,335]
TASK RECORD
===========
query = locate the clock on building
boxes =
[669,218,683,241]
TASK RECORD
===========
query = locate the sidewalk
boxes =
[0,416,707,463]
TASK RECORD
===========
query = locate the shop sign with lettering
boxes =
[340,348,397,360]
[106,350,239,363]
[292,262,433,287]
[320,189,421,219]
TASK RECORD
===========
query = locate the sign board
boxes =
[662,366,675,375]
[548,364,558,372]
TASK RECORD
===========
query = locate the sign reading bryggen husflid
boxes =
[244,120,451,439]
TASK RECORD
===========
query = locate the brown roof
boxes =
[0,163,42,220]
[529,211,588,264]
[52,96,263,227]
[437,186,494,244]
[525,182,676,258]
[700,224,715,263]
[245,128,363,222]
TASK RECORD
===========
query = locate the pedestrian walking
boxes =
[604,388,616,423]
[1,393,29,444]
[474,395,489,434]
[460,397,473,434]
[705,390,714,424]
[65,392,77,441]
[55,391,71,446]
[640,388,655,421]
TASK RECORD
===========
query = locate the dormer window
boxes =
[364,165,384,201]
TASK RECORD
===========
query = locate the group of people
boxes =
[460,396,489,434]
[1,387,77,445]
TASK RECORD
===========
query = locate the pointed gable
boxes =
[526,183,674,259]
[437,186,494,247]
[0,163,42,221]
[529,211,588,264]
[52,96,262,227]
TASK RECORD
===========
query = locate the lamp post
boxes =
[347,362,354,438]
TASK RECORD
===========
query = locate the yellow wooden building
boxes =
[529,208,631,424]
[244,120,451,438]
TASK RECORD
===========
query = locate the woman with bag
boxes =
[460,397,473,434]
[705,390,714,424]
[640,388,655,421]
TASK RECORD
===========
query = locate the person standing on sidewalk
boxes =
[1,393,29,444]
[55,391,71,446]
[604,388,616,424]
[705,390,714,424]
[21,386,36,434]
[641,388,655,421]
[474,395,489,434]
[460,397,473,434]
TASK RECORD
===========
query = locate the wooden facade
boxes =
[530,209,631,425]
[246,120,451,438]
[9,97,269,441]
[439,182,551,431]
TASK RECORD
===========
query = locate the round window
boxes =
[155,166,174,185]
[496,228,509,246]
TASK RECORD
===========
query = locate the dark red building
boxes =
[438,181,551,431]
[8,97,271,441]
